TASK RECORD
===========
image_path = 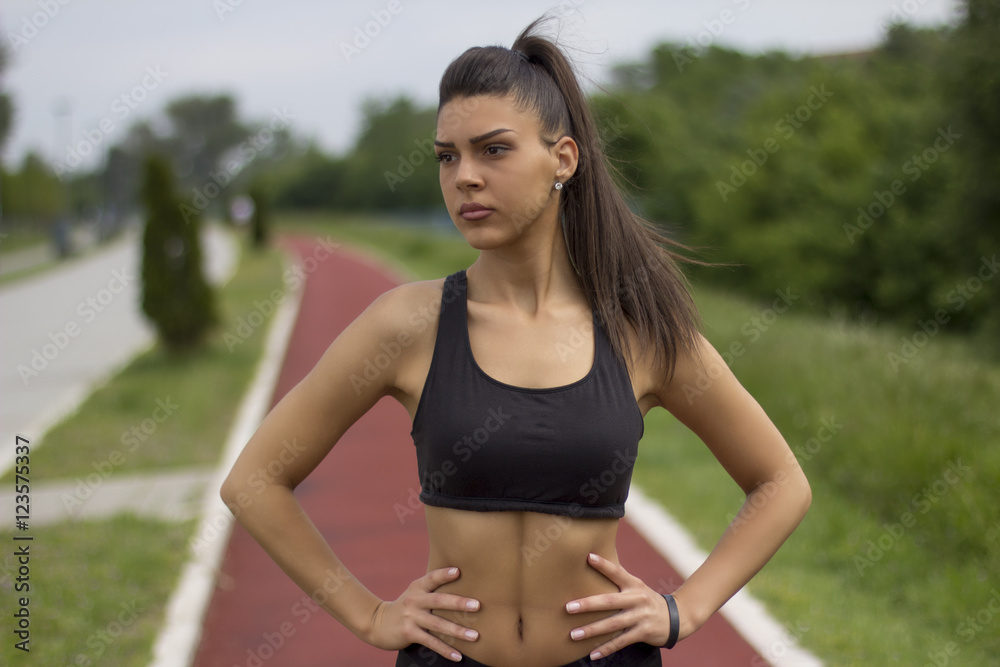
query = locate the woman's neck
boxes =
[465,214,587,316]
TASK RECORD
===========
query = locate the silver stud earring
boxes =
[554,182,563,191]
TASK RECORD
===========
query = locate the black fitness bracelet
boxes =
[661,593,679,649]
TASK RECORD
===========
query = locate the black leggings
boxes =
[395,642,662,667]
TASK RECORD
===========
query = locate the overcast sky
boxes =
[2,0,962,171]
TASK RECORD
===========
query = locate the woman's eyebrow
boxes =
[434,128,514,148]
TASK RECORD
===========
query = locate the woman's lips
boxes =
[459,203,494,221]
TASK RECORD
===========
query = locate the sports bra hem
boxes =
[420,491,626,519]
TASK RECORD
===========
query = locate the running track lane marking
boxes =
[147,255,304,667]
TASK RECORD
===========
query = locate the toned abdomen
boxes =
[425,507,623,667]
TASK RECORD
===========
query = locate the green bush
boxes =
[140,155,217,351]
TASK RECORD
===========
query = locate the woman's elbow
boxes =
[220,470,246,516]
[792,469,812,519]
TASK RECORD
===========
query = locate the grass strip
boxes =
[0,515,196,666]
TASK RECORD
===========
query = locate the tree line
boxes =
[2,1,996,339]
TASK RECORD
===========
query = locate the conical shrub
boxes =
[140,154,217,351]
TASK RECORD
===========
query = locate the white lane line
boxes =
[148,253,303,667]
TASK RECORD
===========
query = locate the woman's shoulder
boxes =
[358,275,454,336]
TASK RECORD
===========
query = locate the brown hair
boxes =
[438,17,702,380]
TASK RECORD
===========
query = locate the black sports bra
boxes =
[410,270,644,519]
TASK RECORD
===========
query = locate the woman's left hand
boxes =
[564,552,676,659]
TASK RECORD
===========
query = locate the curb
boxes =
[148,253,304,667]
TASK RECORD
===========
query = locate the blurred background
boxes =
[1,0,998,665]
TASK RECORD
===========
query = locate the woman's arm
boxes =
[220,281,479,659]
[655,332,812,639]
[565,332,810,656]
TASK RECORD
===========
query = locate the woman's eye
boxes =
[485,145,508,156]
[435,153,453,163]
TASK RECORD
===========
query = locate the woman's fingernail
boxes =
[566,601,580,612]
[466,599,480,611]
[588,552,599,563]
[590,650,602,660]
[571,628,584,640]
[451,652,462,661]
[465,629,479,640]
[448,567,458,576]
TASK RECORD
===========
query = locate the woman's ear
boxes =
[553,135,579,183]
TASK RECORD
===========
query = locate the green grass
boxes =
[0,229,286,666]
[0,227,49,255]
[274,213,1000,665]
[0,516,195,665]
[277,211,477,280]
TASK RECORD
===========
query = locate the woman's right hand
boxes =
[365,566,481,662]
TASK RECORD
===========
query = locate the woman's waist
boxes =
[425,509,622,665]
[430,590,620,667]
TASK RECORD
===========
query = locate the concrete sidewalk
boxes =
[0,465,216,526]
[0,223,238,478]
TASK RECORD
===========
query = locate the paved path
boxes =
[0,465,215,527]
[191,237,764,667]
[0,224,238,477]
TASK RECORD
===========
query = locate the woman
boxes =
[221,18,811,667]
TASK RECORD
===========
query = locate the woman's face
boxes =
[434,94,577,250]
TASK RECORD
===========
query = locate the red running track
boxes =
[192,236,763,667]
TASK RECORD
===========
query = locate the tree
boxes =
[0,39,13,159]
[162,95,248,190]
[943,0,1000,336]
[140,155,217,351]
[248,181,270,249]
